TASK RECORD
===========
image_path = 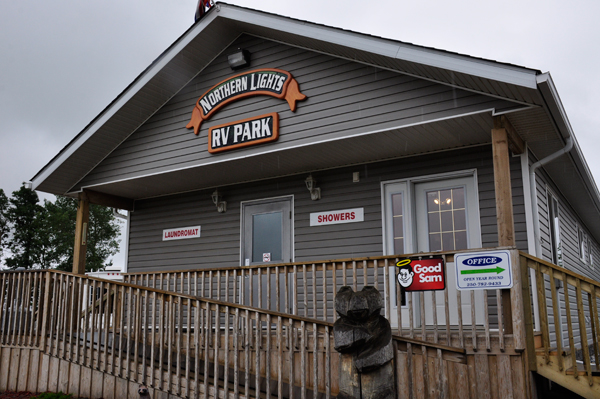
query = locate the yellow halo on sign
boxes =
[396,259,411,268]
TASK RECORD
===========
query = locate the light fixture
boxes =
[227,48,251,70]
[211,189,227,213]
[23,182,33,190]
[305,174,321,201]
[433,198,439,205]
[445,198,452,205]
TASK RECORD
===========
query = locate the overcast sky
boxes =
[1,0,599,270]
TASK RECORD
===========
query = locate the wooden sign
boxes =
[186,68,306,135]
[208,113,279,153]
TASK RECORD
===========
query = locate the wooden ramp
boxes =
[0,268,534,399]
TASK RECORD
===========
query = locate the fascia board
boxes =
[218,4,538,89]
[31,10,222,192]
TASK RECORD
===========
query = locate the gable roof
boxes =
[31,2,600,239]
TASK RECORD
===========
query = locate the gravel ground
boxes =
[0,393,37,399]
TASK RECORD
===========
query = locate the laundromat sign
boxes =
[186,68,307,153]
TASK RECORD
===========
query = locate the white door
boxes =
[241,197,293,309]
[383,172,484,328]
[414,177,484,326]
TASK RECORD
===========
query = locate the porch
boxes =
[1,249,599,398]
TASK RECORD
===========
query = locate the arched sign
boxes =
[186,68,307,135]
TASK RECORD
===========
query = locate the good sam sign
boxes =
[396,257,445,291]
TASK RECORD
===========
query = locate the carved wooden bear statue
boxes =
[333,286,395,399]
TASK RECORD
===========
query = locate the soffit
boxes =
[76,112,497,200]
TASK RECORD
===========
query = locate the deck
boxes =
[1,249,599,398]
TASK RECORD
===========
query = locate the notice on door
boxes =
[309,208,364,226]
[455,250,513,290]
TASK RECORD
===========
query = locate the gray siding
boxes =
[127,145,527,273]
[77,35,518,189]
[534,152,600,281]
[531,150,600,347]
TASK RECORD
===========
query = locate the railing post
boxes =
[39,271,52,351]
[509,250,526,351]
[515,253,536,368]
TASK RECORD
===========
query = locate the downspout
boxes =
[530,136,573,257]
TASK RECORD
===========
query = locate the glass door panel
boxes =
[415,177,483,327]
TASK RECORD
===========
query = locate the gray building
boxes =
[24,3,600,398]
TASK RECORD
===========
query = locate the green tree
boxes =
[5,186,43,269]
[0,188,8,259]
[2,189,121,271]
[48,197,121,272]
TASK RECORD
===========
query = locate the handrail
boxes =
[521,253,600,387]
[0,269,466,399]
[124,247,519,352]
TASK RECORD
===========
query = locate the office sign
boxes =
[396,257,445,291]
[186,68,306,135]
[163,226,201,241]
[455,250,513,290]
[208,113,279,153]
[310,208,364,226]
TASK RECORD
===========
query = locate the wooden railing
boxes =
[0,269,466,399]
[522,253,600,386]
[125,249,522,352]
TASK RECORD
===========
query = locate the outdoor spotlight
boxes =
[211,189,227,213]
[23,182,33,190]
[305,174,321,201]
[228,49,251,70]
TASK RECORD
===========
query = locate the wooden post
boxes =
[73,192,89,275]
[492,117,517,334]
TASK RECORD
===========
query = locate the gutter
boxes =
[530,136,573,257]
[530,73,574,257]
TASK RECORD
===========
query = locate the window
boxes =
[547,192,562,267]
[589,237,595,269]
[578,228,587,263]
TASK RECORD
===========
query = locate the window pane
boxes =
[394,215,404,238]
[439,189,453,211]
[441,211,453,232]
[392,193,403,216]
[252,212,282,262]
[429,232,442,252]
[427,191,440,212]
[454,209,466,231]
[428,212,440,233]
[453,188,465,208]
[394,238,404,255]
[442,232,454,251]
